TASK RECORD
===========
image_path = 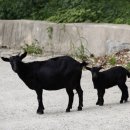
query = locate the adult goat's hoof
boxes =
[78,106,82,111]
[66,108,70,112]
[120,100,123,104]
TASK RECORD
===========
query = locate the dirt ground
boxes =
[0,51,130,130]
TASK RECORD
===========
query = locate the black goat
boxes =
[1,52,88,114]
[85,66,129,106]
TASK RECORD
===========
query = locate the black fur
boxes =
[86,66,129,106]
[1,52,88,114]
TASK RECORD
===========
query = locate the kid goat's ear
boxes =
[1,57,10,62]
[98,66,103,71]
[20,51,27,60]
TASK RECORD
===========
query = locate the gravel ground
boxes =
[0,52,130,130]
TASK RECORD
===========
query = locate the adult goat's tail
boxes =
[80,61,89,68]
[126,69,130,78]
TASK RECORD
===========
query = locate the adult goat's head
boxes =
[1,52,27,73]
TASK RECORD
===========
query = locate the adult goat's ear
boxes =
[85,66,91,71]
[1,57,10,62]
[20,52,27,60]
[81,61,89,67]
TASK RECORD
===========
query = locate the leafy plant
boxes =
[1,0,130,24]
[114,18,125,24]
[74,42,89,61]
[126,62,130,71]
[108,56,116,66]
[47,8,86,23]
[22,40,43,55]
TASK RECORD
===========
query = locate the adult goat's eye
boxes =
[10,60,18,72]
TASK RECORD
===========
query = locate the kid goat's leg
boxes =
[96,89,105,106]
[123,84,129,102]
[118,83,129,103]
[36,89,44,114]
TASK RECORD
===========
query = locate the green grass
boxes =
[108,56,116,66]
[126,62,130,71]
[22,41,43,55]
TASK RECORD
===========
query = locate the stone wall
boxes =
[1,20,130,56]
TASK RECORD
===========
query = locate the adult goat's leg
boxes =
[66,89,74,112]
[36,89,44,114]
[76,86,83,111]
[96,89,100,105]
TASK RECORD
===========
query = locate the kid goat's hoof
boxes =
[37,109,44,114]
[98,103,103,106]
[96,102,99,105]
[120,99,128,104]
[125,99,128,102]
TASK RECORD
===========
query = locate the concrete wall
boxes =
[1,20,130,56]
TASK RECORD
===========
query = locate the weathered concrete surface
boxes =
[1,20,130,56]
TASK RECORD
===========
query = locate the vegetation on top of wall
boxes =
[72,42,90,61]
[1,0,130,24]
[88,49,130,69]
[22,39,43,55]
[108,56,117,66]
[126,62,130,71]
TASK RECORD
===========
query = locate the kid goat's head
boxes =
[1,52,27,73]
[85,66,103,78]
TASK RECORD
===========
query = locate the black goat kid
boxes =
[86,66,129,106]
[1,52,88,114]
